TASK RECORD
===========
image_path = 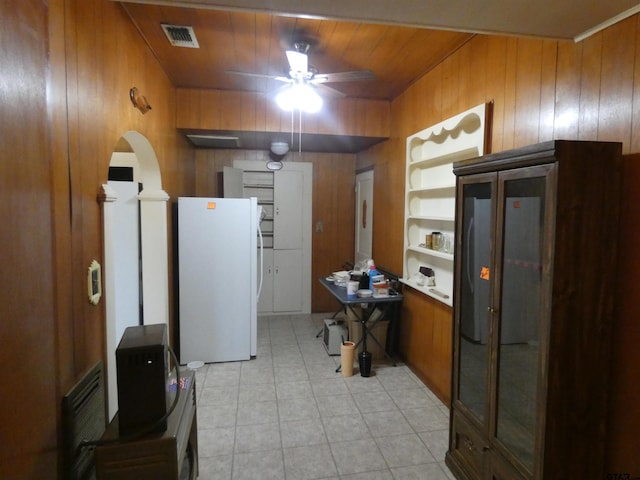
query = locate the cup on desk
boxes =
[347,281,359,296]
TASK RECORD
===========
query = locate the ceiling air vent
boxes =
[161,24,199,48]
[186,135,240,148]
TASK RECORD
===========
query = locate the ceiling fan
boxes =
[226,41,375,100]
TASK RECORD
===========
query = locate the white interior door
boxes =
[273,249,303,312]
[274,170,303,249]
[355,170,374,265]
[223,166,244,198]
[257,248,274,313]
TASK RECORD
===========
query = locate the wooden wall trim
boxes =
[176,88,390,138]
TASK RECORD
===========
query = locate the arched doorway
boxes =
[100,131,169,419]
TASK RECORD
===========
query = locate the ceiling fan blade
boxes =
[268,83,293,96]
[286,50,308,74]
[312,70,375,83]
[315,83,346,98]
[226,70,291,82]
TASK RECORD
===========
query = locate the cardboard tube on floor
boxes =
[341,341,355,377]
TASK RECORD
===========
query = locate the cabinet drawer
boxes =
[489,449,527,480]
[450,412,488,478]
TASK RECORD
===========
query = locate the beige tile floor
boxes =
[190,313,455,480]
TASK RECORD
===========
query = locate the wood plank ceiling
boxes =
[122,4,479,151]
[122,4,474,101]
[119,1,639,152]
[119,0,640,41]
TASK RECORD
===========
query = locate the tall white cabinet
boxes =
[228,160,312,315]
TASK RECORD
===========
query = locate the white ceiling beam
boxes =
[114,0,640,40]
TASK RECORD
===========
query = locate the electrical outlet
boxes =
[315,221,324,233]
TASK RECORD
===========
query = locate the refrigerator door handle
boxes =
[257,222,264,301]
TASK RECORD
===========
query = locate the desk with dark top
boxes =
[319,277,403,371]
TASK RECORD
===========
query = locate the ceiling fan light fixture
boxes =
[275,83,323,113]
[275,88,294,111]
[270,141,290,156]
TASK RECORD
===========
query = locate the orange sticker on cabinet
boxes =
[480,266,490,280]
[207,202,216,209]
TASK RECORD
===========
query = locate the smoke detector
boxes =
[161,24,199,48]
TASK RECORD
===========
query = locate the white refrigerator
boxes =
[178,197,258,364]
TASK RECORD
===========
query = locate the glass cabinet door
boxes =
[455,175,495,423]
[493,165,553,471]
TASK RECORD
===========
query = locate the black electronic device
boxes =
[116,323,169,436]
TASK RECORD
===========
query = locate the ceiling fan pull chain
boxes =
[299,109,302,154]
[290,109,294,150]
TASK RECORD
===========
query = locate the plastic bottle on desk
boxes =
[367,260,379,291]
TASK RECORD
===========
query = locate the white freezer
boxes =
[178,197,258,363]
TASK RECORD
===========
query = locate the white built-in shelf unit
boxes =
[402,103,488,306]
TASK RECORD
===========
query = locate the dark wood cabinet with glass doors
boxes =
[445,140,622,480]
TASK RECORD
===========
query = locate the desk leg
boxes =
[364,304,397,367]
[333,303,397,372]
[358,315,372,377]
[357,304,397,368]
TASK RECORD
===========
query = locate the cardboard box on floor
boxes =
[346,306,389,362]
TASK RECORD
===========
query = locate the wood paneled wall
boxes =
[308,153,357,312]
[1,0,194,476]
[361,14,640,474]
[60,0,193,379]
[397,289,453,402]
[177,88,390,138]
[0,1,58,476]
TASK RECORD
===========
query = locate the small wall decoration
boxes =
[129,87,152,114]
[88,260,102,305]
